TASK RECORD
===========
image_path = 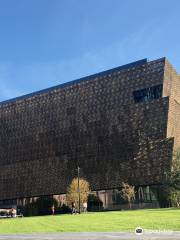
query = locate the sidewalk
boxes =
[0,232,180,240]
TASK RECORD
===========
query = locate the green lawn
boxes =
[0,208,179,234]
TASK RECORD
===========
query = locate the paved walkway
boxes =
[0,232,180,240]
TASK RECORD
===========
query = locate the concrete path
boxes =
[0,232,180,240]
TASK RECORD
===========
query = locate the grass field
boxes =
[0,208,179,234]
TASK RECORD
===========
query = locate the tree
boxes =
[172,150,180,172]
[162,149,180,207]
[66,178,90,212]
[120,182,135,209]
[169,150,180,208]
[22,196,58,216]
[167,150,180,190]
[168,190,180,208]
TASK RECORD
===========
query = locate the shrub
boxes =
[87,194,103,211]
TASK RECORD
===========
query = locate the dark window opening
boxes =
[133,84,162,103]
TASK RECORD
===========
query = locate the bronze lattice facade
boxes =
[0,57,179,202]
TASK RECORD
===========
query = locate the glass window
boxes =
[133,84,162,103]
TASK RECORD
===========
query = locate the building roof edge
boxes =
[0,58,147,106]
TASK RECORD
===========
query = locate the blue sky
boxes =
[0,0,180,101]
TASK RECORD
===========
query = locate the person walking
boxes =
[71,202,76,214]
[83,202,87,213]
[51,205,55,215]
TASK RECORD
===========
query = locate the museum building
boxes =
[0,57,179,210]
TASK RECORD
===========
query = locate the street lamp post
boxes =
[77,166,81,214]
